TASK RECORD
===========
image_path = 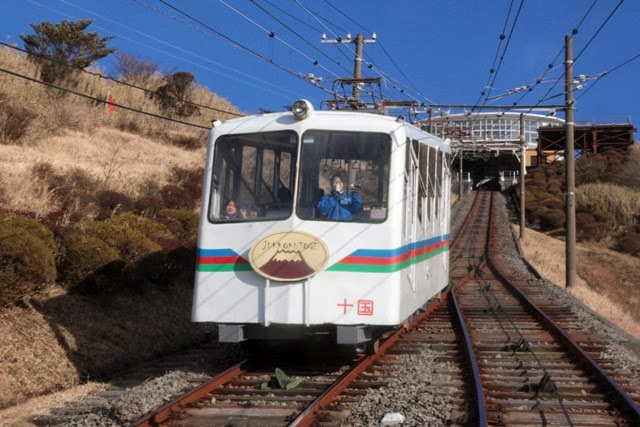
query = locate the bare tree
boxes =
[113,51,159,84]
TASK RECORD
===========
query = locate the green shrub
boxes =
[616,231,640,256]
[158,208,199,244]
[58,232,123,292]
[79,214,167,263]
[0,212,55,251]
[62,213,178,291]
[539,208,565,230]
[0,214,56,305]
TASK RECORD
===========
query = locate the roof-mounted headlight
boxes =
[291,99,314,120]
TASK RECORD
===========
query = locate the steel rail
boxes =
[447,190,492,425]
[130,360,248,426]
[450,287,487,426]
[289,295,446,426]
[485,195,640,423]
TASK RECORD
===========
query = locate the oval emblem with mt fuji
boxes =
[249,231,329,281]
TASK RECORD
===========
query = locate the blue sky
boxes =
[2,1,639,136]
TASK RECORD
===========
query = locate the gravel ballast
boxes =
[12,191,640,426]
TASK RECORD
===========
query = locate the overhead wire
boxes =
[261,0,324,34]
[321,0,437,106]
[0,41,244,117]
[31,0,300,102]
[292,0,354,66]
[295,0,425,111]
[497,0,626,142]
[0,66,211,129]
[480,0,525,105]
[574,0,624,63]
[464,0,608,142]
[532,0,623,107]
[470,0,519,110]
[506,0,599,109]
[155,0,335,95]
[123,0,310,99]
[19,0,631,122]
[473,0,598,116]
[217,0,341,79]
[576,52,640,100]
[474,0,516,108]
[250,0,351,75]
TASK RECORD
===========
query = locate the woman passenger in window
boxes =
[221,200,246,220]
[316,174,363,220]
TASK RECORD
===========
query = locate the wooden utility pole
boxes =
[322,32,377,188]
[459,149,464,198]
[519,114,526,239]
[321,32,376,102]
[565,34,577,288]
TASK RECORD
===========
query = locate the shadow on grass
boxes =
[30,247,211,381]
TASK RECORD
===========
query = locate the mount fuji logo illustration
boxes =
[249,231,329,281]
[260,250,314,279]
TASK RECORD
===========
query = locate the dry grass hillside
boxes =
[1,39,639,422]
[0,44,241,411]
[515,225,640,339]
[1,127,204,215]
[0,45,241,217]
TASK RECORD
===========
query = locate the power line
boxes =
[507,0,612,111]
[0,41,244,118]
[293,0,354,66]
[0,66,211,129]
[574,0,624,63]
[481,0,525,104]
[474,0,613,138]
[321,0,436,105]
[261,0,323,34]
[535,0,624,105]
[218,0,341,79]
[155,0,335,96]
[480,0,516,103]
[296,0,427,108]
[576,52,640,100]
[55,0,302,100]
[250,0,351,75]
[475,0,598,114]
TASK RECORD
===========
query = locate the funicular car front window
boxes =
[296,130,390,222]
[210,131,297,222]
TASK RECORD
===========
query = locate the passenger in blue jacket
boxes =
[316,174,363,220]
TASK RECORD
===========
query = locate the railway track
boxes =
[131,303,474,426]
[451,191,640,425]
[130,190,640,426]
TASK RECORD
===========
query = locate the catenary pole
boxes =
[321,32,376,102]
[564,34,576,288]
[520,113,526,239]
